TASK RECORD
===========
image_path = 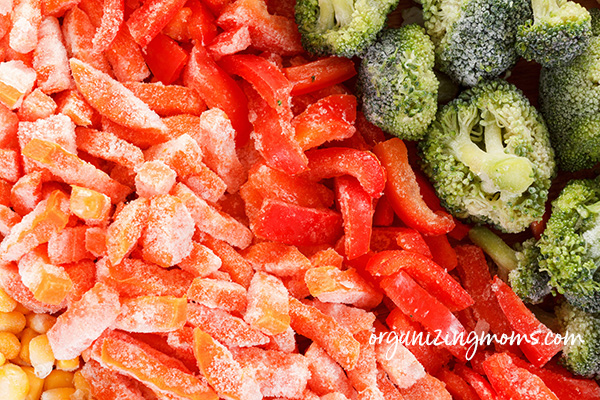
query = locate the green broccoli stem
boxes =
[452,111,535,196]
[317,0,355,31]
[531,0,560,22]
[468,226,518,280]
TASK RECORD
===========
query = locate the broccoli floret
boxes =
[516,0,591,67]
[419,79,556,233]
[511,238,552,303]
[557,302,600,378]
[539,14,600,171]
[422,0,531,86]
[295,0,400,57]
[357,26,438,140]
[535,178,600,313]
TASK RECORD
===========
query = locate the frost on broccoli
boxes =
[422,0,531,86]
[539,12,600,171]
[516,0,591,67]
[419,80,556,233]
[295,0,400,57]
[557,302,600,378]
[510,238,552,304]
[358,25,438,140]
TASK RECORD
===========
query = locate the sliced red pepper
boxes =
[395,228,432,258]
[92,0,123,53]
[301,147,385,198]
[367,250,473,312]
[334,175,373,260]
[219,54,293,117]
[423,234,457,271]
[242,82,307,175]
[187,0,217,46]
[436,367,480,400]
[491,276,563,367]
[454,245,521,355]
[370,227,408,252]
[208,27,251,60]
[452,363,498,400]
[373,138,455,236]
[251,198,343,246]
[125,0,187,48]
[380,270,469,360]
[143,34,188,85]
[482,353,559,400]
[292,94,357,150]
[284,57,357,96]
[183,44,252,146]
[373,196,394,227]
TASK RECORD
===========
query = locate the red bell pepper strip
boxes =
[454,245,522,355]
[143,34,188,85]
[183,44,252,146]
[367,250,473,312]
[218,54,293,117]
[395,228,432,258]
[491,276,563,367]
[453,363,498,400]
[292,94,357,150]
[284,57,357,96]
[369,227,409,252]
[423,234,457,271]
[436,367,480,400]
[187,0,217,46]
[373,196,394,227]
[334,175,373,260]
[380,270,469,360]
[208,27,251,60]
[125,0,187,48]
[242,82,307,175]
[301,147,386,198]
[251,198,343,246]
[92,0,123,53]
[373,138,455,236]
[482,353,559,400]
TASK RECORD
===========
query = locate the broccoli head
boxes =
[535,178,600,313]
[510,238,552,304]
[295,0,400,57]
[422,0,532,86]
[357,25,439,140]
[556,302,600,378]
[539,13,600,171]
[419,79,556,233]
[516,0,591,67]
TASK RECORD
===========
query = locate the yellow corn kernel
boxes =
[29,334,54,379]
[0,287,17,312]
[0,331,21,360]
[22,366,44,400]
[0,311,27,334]
[55,357,79,372]
[40,388,76,400]
[26,314,56,334]
[19,328,37,366]
[43,369,74,391]
[0,363,30,400]
[14,303,30,316]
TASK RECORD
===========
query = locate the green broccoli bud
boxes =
[357,25,438,140]
[516,0,591,67]
[295,0,400,57]
[557,302,600,378]
[419,79,556,233]
[511,238,552,304]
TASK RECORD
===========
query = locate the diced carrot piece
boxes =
[47,225,93,264]
[244,271,290,335]
[345,330,381,397]
[133,160,176,198]
[47,282,120,360]
[62,258,96,305]
[305,343,354,398]
[100,117,172,150]
[192,328,261,400]
[69,185,111,226]
[162,327,202,372]
[126,0,187,48]
[80,360,146,400]
[0,60,36,109]
[244,241,311,277]
[33,16,73,94]
[54,89,97,127]
[308,300,375,335]
[0,149,20,183]
[375,327,426,389]
[22,139,132,203]
[9,0,42,54]
[187,278,247,314]
[115,295,187,333]
[0,261,63,313]
[75,127,145,170]
[180,165,228,204]
[288,297,359,370]
[0,205,21,236]
[70,58,166,134]
[202,237,254,288]
[397,374,452,400]
[141,194,194,268]
[105,28,151,82]
[234,347,311,398]
[62,7,113,75]
[123,82,206,116]
[0,179,11,207]
[96,257,194,297]
[178,241,222,278]
[0,190,69,262]
[217,0,302,55]
[0,103,19,148]
[208,26,251,60]
[186,0,217,46]
[187,303,269,348]
[143,133,203,176]
[18,245,73,305]
[173,183,253,249]
[41,0,79,17]
[84,226,106,257]
[99,331,218,400]
[17,88,57,121]
[10,171,44,216]
[92,0,123,53]
[105,197,148,266]
[144,33,188,84]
